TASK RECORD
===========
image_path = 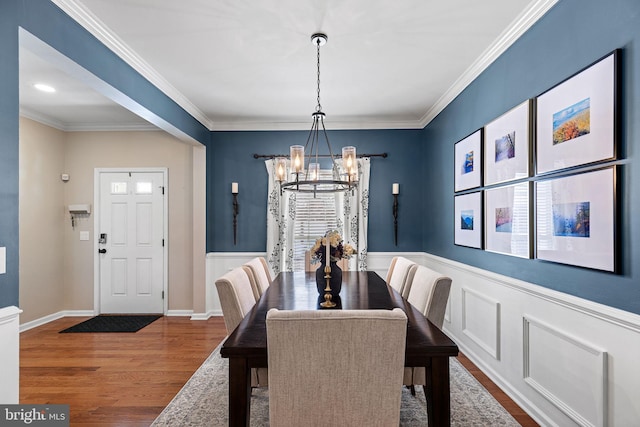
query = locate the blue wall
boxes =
[2,0,640,316]
[0,0,209,308]
[207,129,423,253]
[422,0,640,314]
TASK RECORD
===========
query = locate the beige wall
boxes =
[19,118,67,322]
[19,118,198,323]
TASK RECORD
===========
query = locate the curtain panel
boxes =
[265,158,370,274]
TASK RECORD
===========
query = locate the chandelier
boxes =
[276,33,358,194]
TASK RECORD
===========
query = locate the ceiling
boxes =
[19,0,557,132]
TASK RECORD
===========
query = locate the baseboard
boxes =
[166,310,193,317]
[190,310,223,320]
[20,310,95,333]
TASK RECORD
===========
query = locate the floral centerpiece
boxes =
[309,230,354,265]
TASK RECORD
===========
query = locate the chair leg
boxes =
[410,384,416,396]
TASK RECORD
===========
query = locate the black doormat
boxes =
[59,314,162,333]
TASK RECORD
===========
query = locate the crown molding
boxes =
[52,0,557,132]
[418,0,559,128]
[51,0,214,130]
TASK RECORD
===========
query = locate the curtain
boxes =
[335,157,370,271]
[265,157,371,273]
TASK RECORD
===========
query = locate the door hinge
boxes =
[161,186,165,195]
[162,291,165,299]
[162,239,165,247]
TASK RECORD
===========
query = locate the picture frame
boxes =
[454,191,483,249]
[535,166,616,272]
[485,182,531,258]
[484,100,532,185]
[454,130,482,192]
[536,51,617,175]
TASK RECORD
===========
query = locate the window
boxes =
[291,169,339,271]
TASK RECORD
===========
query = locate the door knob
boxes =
[98,248,107,254]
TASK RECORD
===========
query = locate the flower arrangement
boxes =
[310,230,354,264]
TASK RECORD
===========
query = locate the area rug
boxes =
[152,345,520,426]
[59,314,162,333]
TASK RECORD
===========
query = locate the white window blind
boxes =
[291,169,339,271]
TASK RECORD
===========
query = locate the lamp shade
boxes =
[290,145,304,173]
[342,146,357,179]
[275,157,287,182]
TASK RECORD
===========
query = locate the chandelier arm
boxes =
[319,115,340,179]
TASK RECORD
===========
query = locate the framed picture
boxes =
[535,166,616,272]
[485,182,531,258]
[536,51,617,175]
[484,100,531,185]
[454,191,482,249]
[454,130,482,192]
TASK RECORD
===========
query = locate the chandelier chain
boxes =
[316,38,322,112]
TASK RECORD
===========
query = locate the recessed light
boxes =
[34,83,56,93]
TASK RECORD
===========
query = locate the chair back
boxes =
[386,256,417,298]
[405,264,452,328]
[266,308,407,427]
[214,267,256,335]
[243,257,272,299]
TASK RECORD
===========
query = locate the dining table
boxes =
[220,270,459,426]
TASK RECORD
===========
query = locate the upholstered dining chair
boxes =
[266,308,407,427]
[214,267,268,387]
[386,256,417,298]
[243,257,272,300]
[402,264,452,398]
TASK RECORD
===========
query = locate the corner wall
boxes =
[422,0,640,315]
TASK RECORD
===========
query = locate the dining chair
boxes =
[214,267,268,387]
[243,257,272,300]
[402,264,452,398]
[386,256,417,298]
[266,308,407,427]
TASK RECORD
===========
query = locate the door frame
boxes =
[93,167,169,314]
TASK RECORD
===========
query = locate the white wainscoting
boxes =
[523,316,608,427]
[420,253,640,427]
[462,287,501,360]
[0,306,22,403]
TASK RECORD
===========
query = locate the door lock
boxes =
[98,248,107,254]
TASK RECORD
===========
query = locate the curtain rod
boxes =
[253,153,387,159]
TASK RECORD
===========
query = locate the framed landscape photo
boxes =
[536,51,617,175]
[484,100,531,185]
[454,130,482,192]
[454,191,482,249]
[535,166,616,272]
[485,182,531,258]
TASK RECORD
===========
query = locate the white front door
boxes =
[98,171,166,314]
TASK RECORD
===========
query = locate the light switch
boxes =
[0,247,6,274]
[79,231,90,241]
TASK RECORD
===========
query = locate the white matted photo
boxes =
[454,130,482,192]
[535,167,616,271]
[536,51,617,175]
[454,191,482,249]
[485,182,531,258]
[484,100,531,185]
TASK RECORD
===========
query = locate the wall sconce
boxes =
[232,182,239,245]
[392,183,399,246]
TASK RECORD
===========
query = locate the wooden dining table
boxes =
[220,270,459,426]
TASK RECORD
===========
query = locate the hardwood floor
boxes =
[20,316,538,426]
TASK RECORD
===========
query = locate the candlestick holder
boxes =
[320,264,336,308]
[393,193,399,246]
[233,195,239,244]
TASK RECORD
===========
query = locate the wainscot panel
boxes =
[423,253,640,427]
